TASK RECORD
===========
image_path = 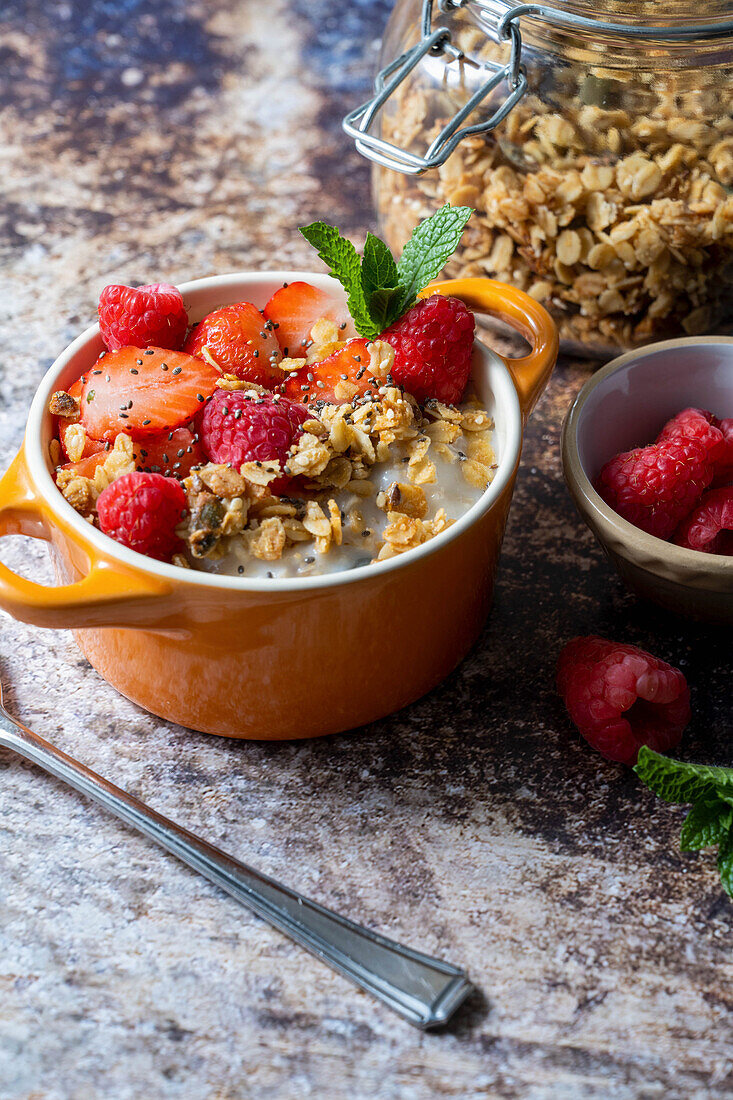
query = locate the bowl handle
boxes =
[425,279,559,420]
[0,448,170,629]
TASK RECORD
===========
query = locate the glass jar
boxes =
[348,1,733,357]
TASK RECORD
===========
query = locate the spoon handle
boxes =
[0,707,472,1029]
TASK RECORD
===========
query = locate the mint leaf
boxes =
[634,747,733,804]
[680,798,733,851]
[367,286,404,332]
[299,208,473,337]
[714,789,733,809]
[299,222,378,338]
[396,204,472,313]
[361,234,403,330]
[635,749,733,901]
[361,233,399,300]
[718,834,733,897]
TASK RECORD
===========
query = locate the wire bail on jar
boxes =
[343,0,733,176]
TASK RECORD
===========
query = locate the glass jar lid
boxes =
[474,0,733,29]
[343,0,733,174]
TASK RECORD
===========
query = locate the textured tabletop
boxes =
[1,2,732,1098]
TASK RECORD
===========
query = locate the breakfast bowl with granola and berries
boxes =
[562,336,733,624]
[0,210,557,737]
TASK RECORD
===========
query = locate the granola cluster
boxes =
[376,15,733,353]
[54,434,136,515]
[177,382,496,570]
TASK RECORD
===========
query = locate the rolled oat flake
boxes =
[345,0,733,356]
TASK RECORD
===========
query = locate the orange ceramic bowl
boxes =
[0,274,557,738]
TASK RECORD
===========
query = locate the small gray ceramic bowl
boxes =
[562,336,733,624]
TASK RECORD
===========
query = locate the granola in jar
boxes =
[370,0,733,356]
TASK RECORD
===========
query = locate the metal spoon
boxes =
[0,675,473,1029]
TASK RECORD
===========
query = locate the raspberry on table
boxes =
[98,283,189,352]
[97,472,187,562]
[673,487,733,554]
[595,436,714,540]
[380,294,475,405]
[557,636,691,766]
[200,390,309,474]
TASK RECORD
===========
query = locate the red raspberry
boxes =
[557,636,691,766]
[98,283,189,352]
[657,407,727,465]
[380,294,475,405]
[712,417,733,487]
[200,391,309,477]
[595,437,713,540]
[97,472,187,562]
[673,487,733,554]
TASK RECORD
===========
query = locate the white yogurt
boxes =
[192,431,490,579]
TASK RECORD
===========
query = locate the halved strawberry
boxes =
[60,428,107,462]
[283,338,376,404]
[132,425,205,479]
[80,346,220,441]
[264,281,355,357]
[55,379,102,460]
[59,451,108,479]
[183,301,283,388]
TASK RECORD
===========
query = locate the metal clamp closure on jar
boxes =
[343,0,733,176]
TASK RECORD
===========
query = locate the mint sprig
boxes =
[634,747,733,897]
[395,204,472,314]
[299,204,473,338]
[299,222,374,337]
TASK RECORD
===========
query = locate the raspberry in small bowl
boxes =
[562,337,733,623]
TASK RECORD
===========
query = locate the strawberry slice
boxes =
[264,281,355,357]
[55,379,103,461]
[60,428,107,462]
[59,451,108,479]
[131,425,205,479]
[183,301,283,388]
[283,338,376,404]
[80,346,220,441]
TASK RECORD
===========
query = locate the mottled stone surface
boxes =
[0,2,732,1098]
